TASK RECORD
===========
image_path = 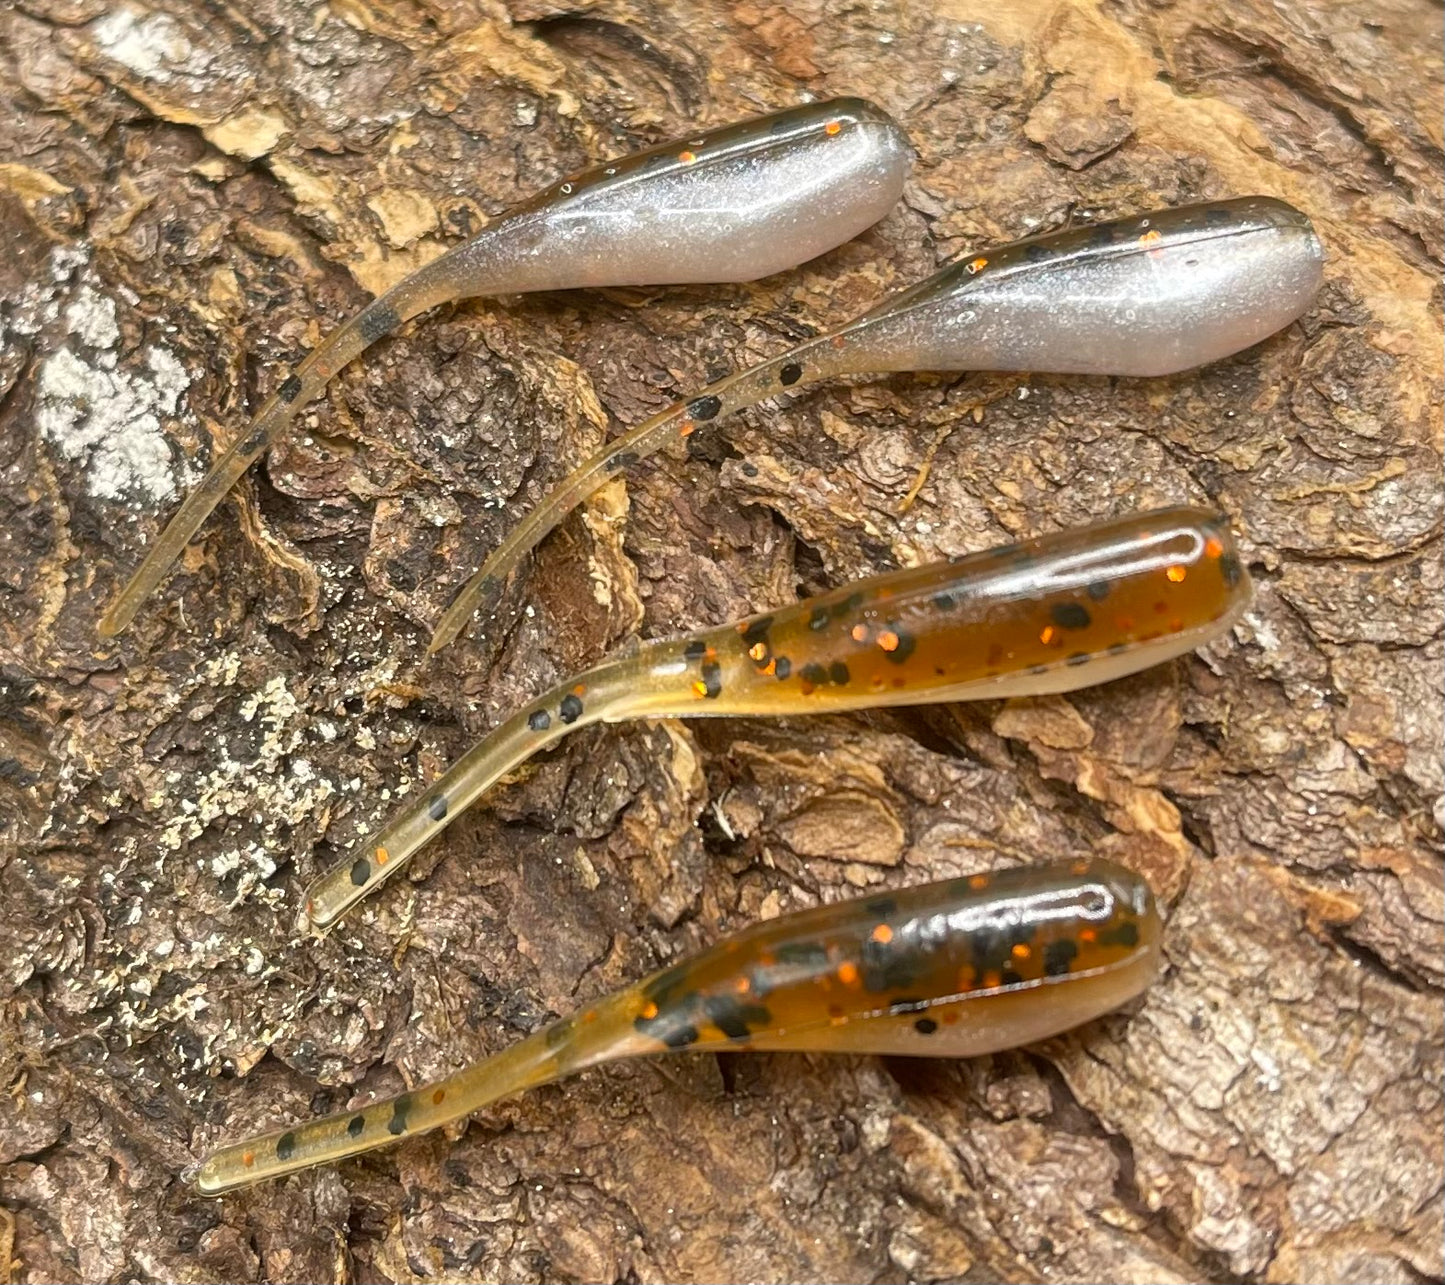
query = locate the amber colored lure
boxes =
[305,507,1249,930]
[428,196,1321,650]
[196,857,1160,1194]
[96,99,910,637]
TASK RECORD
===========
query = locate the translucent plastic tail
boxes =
[97,252,472,637]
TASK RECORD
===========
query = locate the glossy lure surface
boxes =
[306,506,1249,930]
[197,857,1161,1194]
[428,196,1321,652]
[96,99,910,637]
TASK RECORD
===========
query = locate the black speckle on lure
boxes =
[303,507,1251,931]
[429,196,1323,652]
[194,858,1162,1195]
[96,98,913,638]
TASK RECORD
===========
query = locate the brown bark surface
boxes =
[1,1,1441,1282]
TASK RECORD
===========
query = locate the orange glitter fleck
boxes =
[981,970,1003,990]
[573,683,588,696]
[837,961,861,986]
[375,846,389,865]
[1205,537,1224,559]
[582,1010,598,1023]
[1170,617,1184,633]
[968,873,989,890]
[877,630,900,652]
[734,976,752,994]
[870,923,893,944]
[967,257,988,274]
[1011,942,1032,960]
[748,642,768,661]
[1071,859,1090,875]
[851,624,869,642]
[824,120,842,136]
[242,1151,255,1167]
[678,419,695,438]
[1140,228,1163,245]
[1040,625,1059,646]
[640,1001,659,1020]
[691,680,710,698]
[1166,564,1187,583]
[678,149,697,163]
[1079,928,1097,944]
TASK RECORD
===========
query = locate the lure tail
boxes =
[194,987,642,1195]
[304,651,646,929]
[426,331,863,652]
[95,242,511,638]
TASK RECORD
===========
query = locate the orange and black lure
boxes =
[196,857,1161,1194]
[305,506,1250,929]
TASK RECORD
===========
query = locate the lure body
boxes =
[96,99,910,636]
[196,857,1161,1194]
[308,507,1248,929]
[851,197,1322,377]
[430,197,1321,651]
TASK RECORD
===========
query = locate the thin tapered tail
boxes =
[194,989,639,1194]
[426,332,850,653]
[97,246,486,637]
[303,656,639,929]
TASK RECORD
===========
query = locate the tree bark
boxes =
[1,1,1440,1281]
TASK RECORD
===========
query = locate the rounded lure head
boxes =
[501,97,913,289]
[850,196,1326,377]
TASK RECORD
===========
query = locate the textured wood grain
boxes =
[1,1,1440,1282]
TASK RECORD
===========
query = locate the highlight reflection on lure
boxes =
[197,857,1161,1194]
[429,196,1321,651]
[96,99,911,637]
[306,507,1249,930]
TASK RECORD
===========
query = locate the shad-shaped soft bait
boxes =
[196,857,1161,1194]
[306,507,1249,929]
[429,197,1321,652]
[96,99,911,637]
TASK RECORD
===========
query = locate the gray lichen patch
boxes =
[37,345,188,502]
[33,266,193,504]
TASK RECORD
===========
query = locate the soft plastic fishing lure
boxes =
[196,856,1160,1194]
[306,506,1249,930]
[428,196,1321,652]
[96,99,911,637]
